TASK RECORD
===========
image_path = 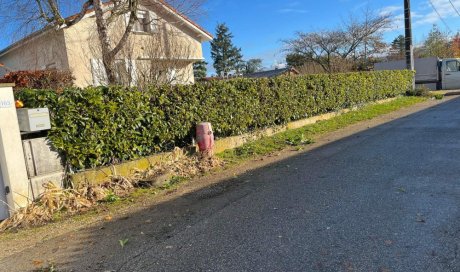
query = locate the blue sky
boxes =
[197,0,460,74]
[2,0,460,74]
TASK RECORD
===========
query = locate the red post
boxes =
[196,122,214,156]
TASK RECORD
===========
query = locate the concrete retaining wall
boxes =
[22,137,64,198]
[70,152,172,188]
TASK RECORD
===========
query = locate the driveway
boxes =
[1,97,459,271]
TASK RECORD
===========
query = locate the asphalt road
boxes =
[115,97,460,272]
[2,97,460,272]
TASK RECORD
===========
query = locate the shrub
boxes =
[433,94,444,100]
[15,88,58,108]
[406,86,431,97]
[0,70,74,92]
[15,70,413,170]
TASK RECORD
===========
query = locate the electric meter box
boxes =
[17,108,51,132]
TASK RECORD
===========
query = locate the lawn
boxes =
[218,96,427,162]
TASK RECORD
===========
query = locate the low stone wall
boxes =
[70,97,397,187]
[70,152,172,187]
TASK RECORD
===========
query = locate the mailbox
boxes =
[17,108,51,132]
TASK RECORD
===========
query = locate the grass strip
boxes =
[218,96,427,162]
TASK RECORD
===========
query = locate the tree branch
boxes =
[109,0,138,59]
[35,0,53,23]
[46,0,64,24]
[65,0,94,27]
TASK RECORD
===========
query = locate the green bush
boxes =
[433,94,444,100]
[406,86,431,97]
[15,70,413,170]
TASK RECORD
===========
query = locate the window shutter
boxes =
[126,59,138,86]
[91,59,108,86]
[124,13,130,26]
[168,68,177,83]
[149,11,157,32]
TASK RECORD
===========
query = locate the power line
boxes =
[448,0,460,17]
[428,0,453,32]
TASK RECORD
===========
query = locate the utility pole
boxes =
[404,0,415,90]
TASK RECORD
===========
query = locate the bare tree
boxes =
[284,10,391,73]
[161,0,206,21]
[284,31,346,73]
[295,61,326,75]
[0,0,205,84]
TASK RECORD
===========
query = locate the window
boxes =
[133,10,151,33]
[446,60,460,72]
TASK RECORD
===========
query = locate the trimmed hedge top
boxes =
[1,70,74,92]
[16,70,413,170]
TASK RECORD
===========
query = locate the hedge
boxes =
[1,70,74,92]
[15,70,413,170]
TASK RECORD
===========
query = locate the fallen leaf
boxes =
[119,239,129,248]
[33,259,43,267]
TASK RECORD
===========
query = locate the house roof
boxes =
[0,26,54,57]
[0,0,212,57]
[157,0,213,39]
[245,67,299,79]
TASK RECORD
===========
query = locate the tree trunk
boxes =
[93,0,118,84]
[93,0,138,85]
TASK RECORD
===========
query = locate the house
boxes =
[244,67,299,79]
[0,1,212,87]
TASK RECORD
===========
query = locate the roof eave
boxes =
[155,0,213,41]
[0,26,53,57]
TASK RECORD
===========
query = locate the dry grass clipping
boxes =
[0,148,223,232]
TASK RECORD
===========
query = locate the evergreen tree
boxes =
[422,25,453,58]
[235,59,246,76]
[388,35,405,60]
[193,60,207,80]
[211,23,243,77]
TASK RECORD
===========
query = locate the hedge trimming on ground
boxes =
[15,70,414,170]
